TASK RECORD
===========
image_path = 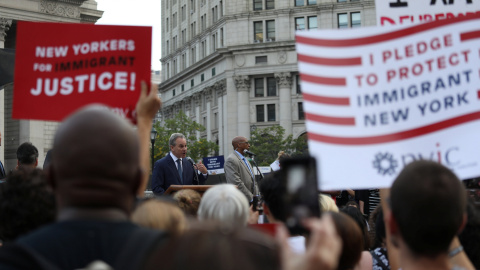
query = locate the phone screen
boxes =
[281,156,320,235]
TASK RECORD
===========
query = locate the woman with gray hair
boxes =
[198,184,250,227]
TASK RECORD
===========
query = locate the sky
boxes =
[96,0,162,71]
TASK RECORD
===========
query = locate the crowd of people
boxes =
[0,81,478,270]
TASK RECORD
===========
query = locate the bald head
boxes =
[232,136,246,149]
[50,106,141,213]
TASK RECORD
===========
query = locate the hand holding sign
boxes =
[135,81,162,124]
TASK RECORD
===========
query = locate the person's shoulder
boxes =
[226,152,238,161]
[0,243,42,270]
[16,222,59,245]
[18,220,137,245]
[156,155,172,165]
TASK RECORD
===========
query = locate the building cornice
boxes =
[79,6,103,23]
[159,50,225,92]
[55,0,88,5]
[159,40,296,93]
[227,41,296,54]
[162,78,227,107]
[39,0,80,19]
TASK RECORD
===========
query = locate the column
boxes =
[223,79,230,155]
[174,102,181,115]
[0,18,11,164]
[184,97,192,117]
[233,75,251,138]
[275,72,293,136]
[205,87,213,141]
[193,93,201,139]
[0,18,11,48]
[162,106,172,122]
[215,80,226,155]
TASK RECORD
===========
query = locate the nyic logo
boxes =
[373,152,399,176]
[373,143,460,176]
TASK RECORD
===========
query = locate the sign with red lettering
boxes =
[13,21,151,121]
[296,15,480,190]
[376,0,480,26]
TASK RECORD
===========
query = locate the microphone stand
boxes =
[193,166,200,185]
[246,153,263,196]
[187,158,200,185]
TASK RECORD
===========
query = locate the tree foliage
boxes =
[249,125,308,166]
[153,111,219,162]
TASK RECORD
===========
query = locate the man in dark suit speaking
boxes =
[152,133,208,195]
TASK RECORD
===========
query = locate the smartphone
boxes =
[250,196,259,211]
[280,156,320,235]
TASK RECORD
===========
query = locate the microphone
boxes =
[243,149,256,156]
[186,157,196,167]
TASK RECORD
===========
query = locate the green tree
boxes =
[153,111,219,162]
[249,125,308,166]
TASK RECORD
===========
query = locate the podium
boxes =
[164,185,215,196]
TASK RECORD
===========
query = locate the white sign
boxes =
[296,16,480,190]
[375,0,480,26]
[207,169,225,175]
[252,166,272,176]
[270,160,281,171]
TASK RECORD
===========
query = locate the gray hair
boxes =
[198,184,250,227]
[169,133,186,146]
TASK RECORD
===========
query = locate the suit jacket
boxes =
[224,152,257,201]
[151,154,207,195]
[0,161,5,180]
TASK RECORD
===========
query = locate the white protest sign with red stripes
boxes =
[296,15,480,190]
[375,0,480,26]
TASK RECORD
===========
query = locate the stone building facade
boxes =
[0,0,103,171]
[159,0,376,156]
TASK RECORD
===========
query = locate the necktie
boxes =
[176,158,183,184]
[242,157,254,178]
[243,157,255,193]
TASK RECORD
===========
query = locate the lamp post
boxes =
[150,126,157,173]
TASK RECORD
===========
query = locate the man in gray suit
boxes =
[224,136,258,201]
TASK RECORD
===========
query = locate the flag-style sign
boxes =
[296,15,480,190]
[12,22,152,122]
[375,0,480,26]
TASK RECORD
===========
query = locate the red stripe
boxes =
[306,113,355,126]
[307,111,480,145]
[477,90,480,99]
[460,30,480,41]
[301,74,346,86]
[298,54,362,66]
[303,93,350,106]
[296,14,480,47]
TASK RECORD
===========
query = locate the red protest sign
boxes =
[12,21,152,122]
